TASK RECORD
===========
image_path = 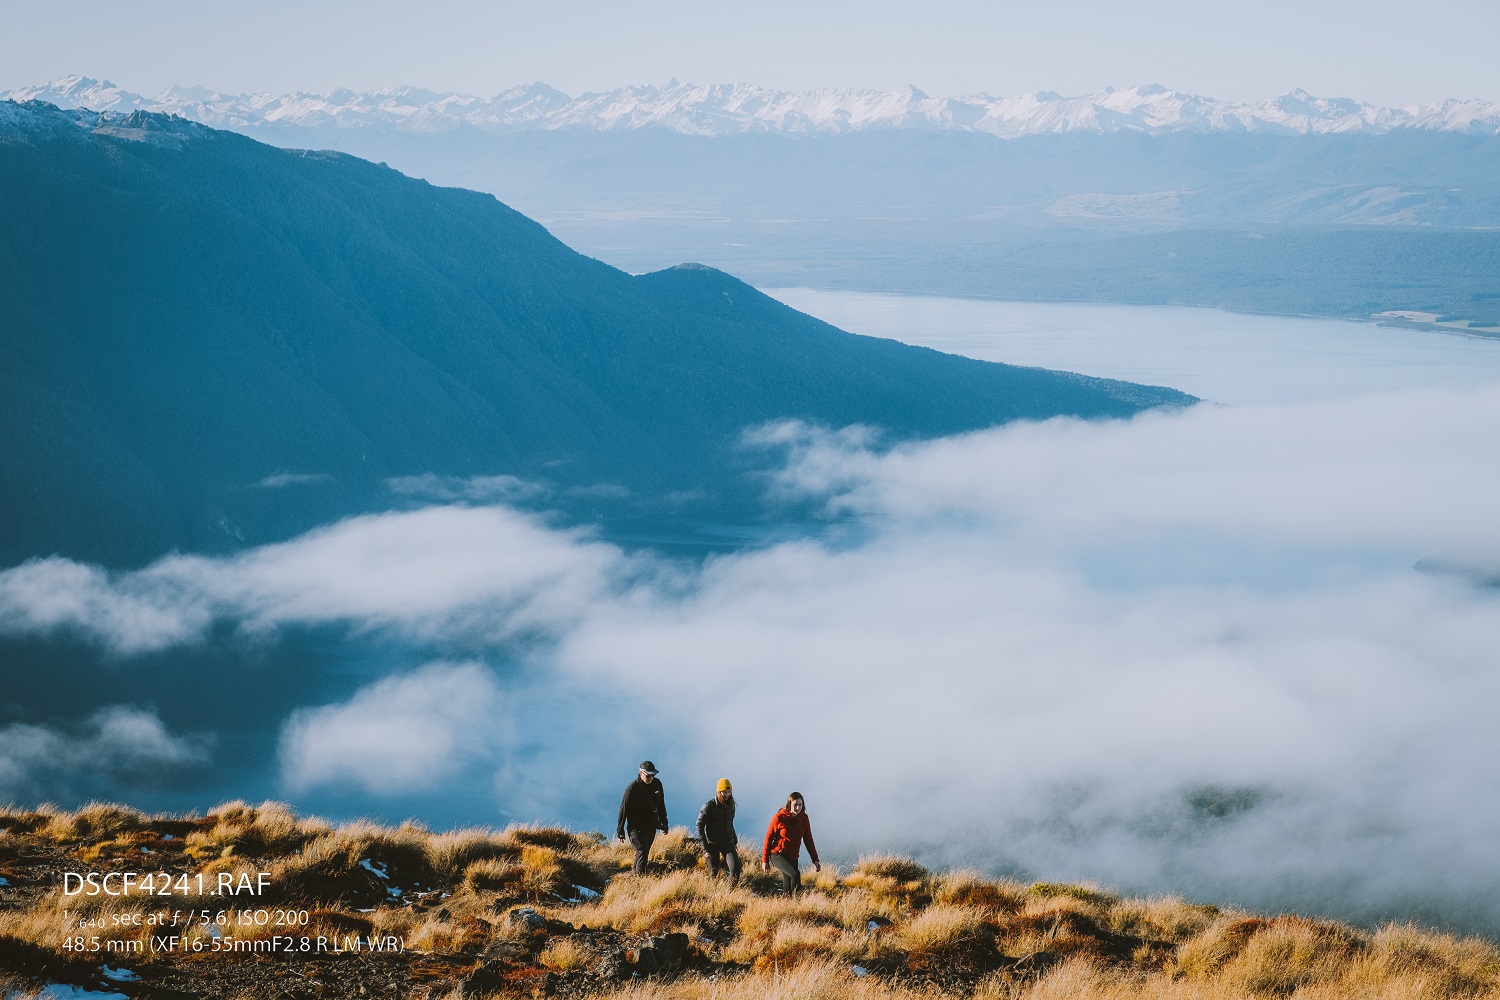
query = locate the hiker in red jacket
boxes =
[761,791,820,894]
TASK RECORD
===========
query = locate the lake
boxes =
[763,289,1500,405]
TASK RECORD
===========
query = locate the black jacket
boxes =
[617,777,668,836]
[696,795,736,848]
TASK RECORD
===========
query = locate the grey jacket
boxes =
[696,795,736,847]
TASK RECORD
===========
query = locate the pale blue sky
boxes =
[4,0,1495,106]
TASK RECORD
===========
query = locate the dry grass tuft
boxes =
[853,856,931,883]
[423,827,519,877]
[737,892,844,939]
[1218,915,1367,995]
[540,935,596,972]
[1004,956,1114,999]
[1106,896,1219,944]
[1176,915,1275,980]
[896,904,992,957]
[934,870,1026,914]
[1364,922,1500,995]
[721,892,885,969]
[505,824,585,852]
[846,855,932,902]
[592,959,918,999]
[643,828,703,873]
[464,857,525,895]
[184,800,329,859]
[0,805,62,837]
[41,802,148,843]
[572,870,744,935]
[1027,882,1118,907]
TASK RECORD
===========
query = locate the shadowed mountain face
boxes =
[0,103,1192,567]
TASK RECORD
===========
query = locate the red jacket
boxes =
[762,808,819,866]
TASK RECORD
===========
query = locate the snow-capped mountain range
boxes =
[6,75,1499,137]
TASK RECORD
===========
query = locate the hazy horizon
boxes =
[7,73,1492,107]
[2,0,1497,106]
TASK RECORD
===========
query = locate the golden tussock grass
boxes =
[0,902,81,951]
[181,800,331,860]
[1027,881,1119,907]
[541,935,597,972]
[845,855,932,903]
[933,870,1027,914]
[973,949,1500,1000]
[1364,922,1500,994]
[591,959,941,999]
[721,892,881,969]
[895,903,993,956]
[570,869,745,935]
[423,827,520,878]
[39,802,148,843]
[1105,897,1219,944]
[267,817,436,903]
[1214,915,1365,995]
[7,802,1500,1000]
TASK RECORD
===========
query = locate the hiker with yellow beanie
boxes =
[696,778,740,882]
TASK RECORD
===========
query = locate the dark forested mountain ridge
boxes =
[0,102,1192,566]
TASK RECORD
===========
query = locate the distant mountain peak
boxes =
[4,75,1497,138]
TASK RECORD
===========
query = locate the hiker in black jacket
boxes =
[616,760,668,875]
[696,778,740,883]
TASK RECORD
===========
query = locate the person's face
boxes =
[790,798,804,815]
[640,769,654,784]
[717,789,731,803]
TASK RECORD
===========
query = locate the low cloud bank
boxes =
[4,386,1500,927]
[0,707,210,801]
[279,661,506,793]
[0,505,626,655]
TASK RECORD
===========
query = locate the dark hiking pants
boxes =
[768,852,801,894]
[628,828,657,875]
[704,844,742,883]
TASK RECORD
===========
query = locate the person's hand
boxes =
[659,826,668,834]
[761,862,769,873]
[616,833,625,842]
[813,862,822,872]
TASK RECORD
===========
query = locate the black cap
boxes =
[639,760,658,774]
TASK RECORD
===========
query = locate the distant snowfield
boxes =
[764,289,1500,405]
[7,75,1498,137]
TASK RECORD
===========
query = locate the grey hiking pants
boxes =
[704,843,742,883]
[628,828,657,875]
[768,852,801,894]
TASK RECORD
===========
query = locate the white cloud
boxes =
[279,661,505,793]
[0,505,627,653]
[755,386,1500,554]
[0,558,212,656]
[0,707,209,800]
[386,473,545,503]
[3,386,1500,925]
[258,472,336,489]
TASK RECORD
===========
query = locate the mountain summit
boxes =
[0,102,1191,566]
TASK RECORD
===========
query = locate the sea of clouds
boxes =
[3,385,1500,928]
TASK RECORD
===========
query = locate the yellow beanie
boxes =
[717,778,732,792]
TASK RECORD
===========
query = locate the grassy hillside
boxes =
[1,802,1496,999]
[0,102,1191,568]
